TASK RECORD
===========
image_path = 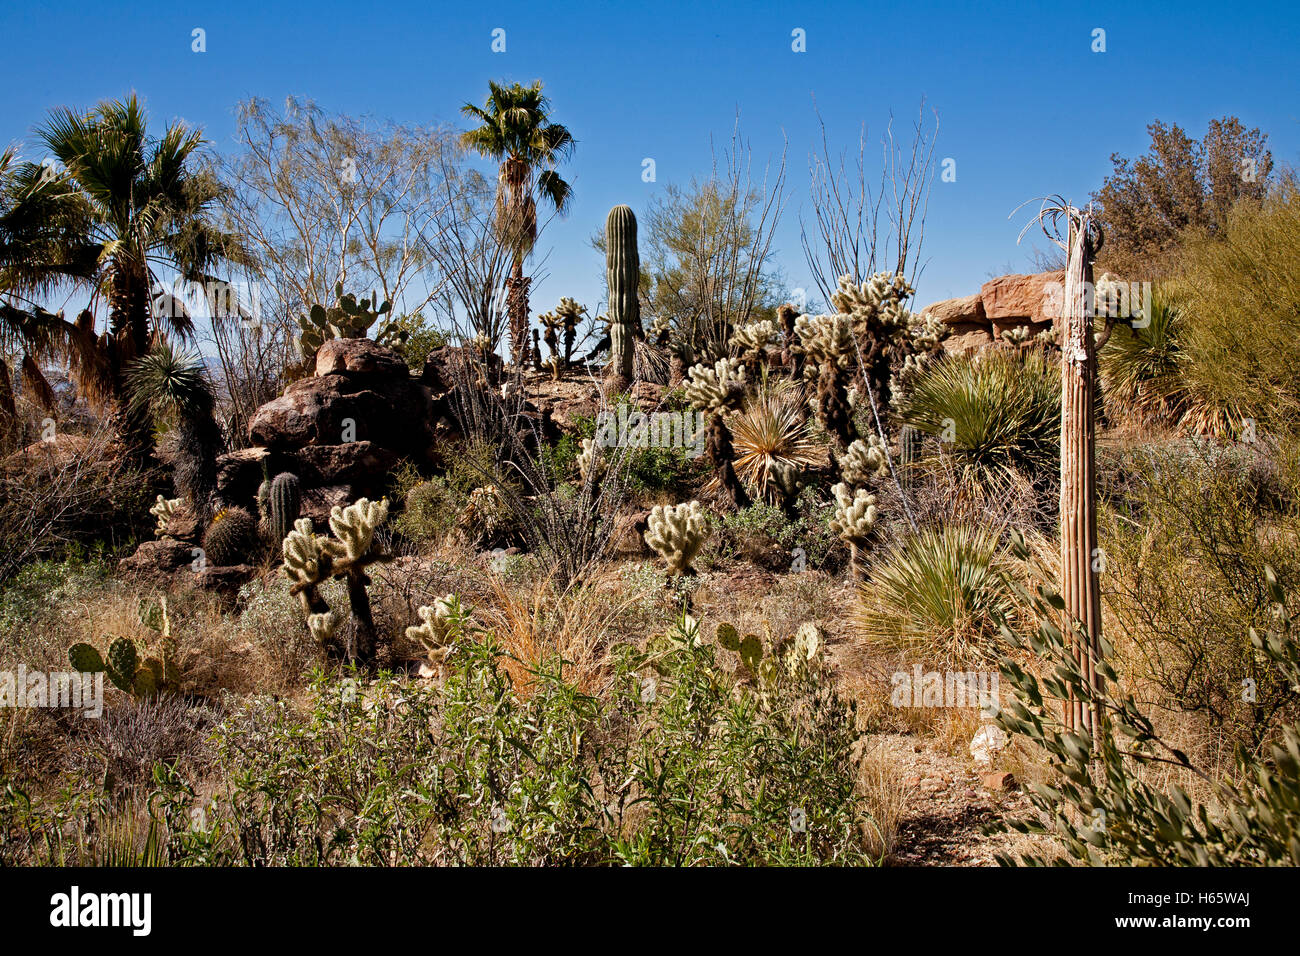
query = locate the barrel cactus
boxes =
[604,205,640,393]
[202,507,260,567]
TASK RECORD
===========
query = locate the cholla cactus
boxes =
[307,611,339,647]
[838,434,890,486]
[793,313,855,377]
[682,358,747,412]
[283,518,325,590]
[539,296,587,370]
[829,481,879,578]
[731,318,777,366]
[405,594,469,672]
[149,495,180,537]
[280,498,391,664]
[644,500,709,576]
[576,437,604,485]
[1001,325,1033,347]
[460,484,508,540]
[322,497,388,562]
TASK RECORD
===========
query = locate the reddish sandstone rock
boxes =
[922,293,986,326]
[979,270,1064,322]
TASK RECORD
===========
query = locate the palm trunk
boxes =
[507,265,531,367]
[1059,216,1103,738]
[108,258,155,459]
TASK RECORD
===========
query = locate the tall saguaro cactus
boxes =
[604,204,640,395]
[1024,198,1107,738]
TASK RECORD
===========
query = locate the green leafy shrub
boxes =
[1100,442,1300,749]
[1177,175,1300,436]
[66,613,874,866]
[996,543,1300,866]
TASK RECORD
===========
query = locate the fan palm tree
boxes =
[0,146,104,430]
[8,95,245,452]
[460,81,575,365]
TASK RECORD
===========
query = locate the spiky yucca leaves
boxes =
[854,524,1020,665]
[202,506,259,567]
[126,341,223,515]
[901,350,1060,486]
[1100,286,1239,435]
[726,386,820,504]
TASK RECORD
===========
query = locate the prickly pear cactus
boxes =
[295,282,394,361]
[644,500,709,576]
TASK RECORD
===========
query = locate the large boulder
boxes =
[979,270,1064,323]
[922,293,986,327]
[248,339,433,463]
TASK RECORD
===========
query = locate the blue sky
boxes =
[2,0,1297,318]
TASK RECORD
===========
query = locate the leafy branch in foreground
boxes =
[994,531,1300,865]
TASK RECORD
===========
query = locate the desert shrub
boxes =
[727,384,820,502]
[30,612,873,866]
[1100,442,1300,749]
[1100,286,1190,428]
[0,551,111,647]
[706,492,839,572]
[997,549,1300,866]
[901,350,1059,486]
[1177,174,1300,436]
[854,523,1024,665]
[0,422,154,584]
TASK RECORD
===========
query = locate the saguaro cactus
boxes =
[1057,207,1105,738]
[1021,197,1108,738]
[604,205,640,395]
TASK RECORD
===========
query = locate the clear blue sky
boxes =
[3,0,1297,317]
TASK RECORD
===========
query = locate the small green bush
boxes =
[996,542,1300,866]
[29,613,874,866]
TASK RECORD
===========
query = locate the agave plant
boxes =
[853,523,1023,665]
[723,384,821,503]
[900,350,1060,486]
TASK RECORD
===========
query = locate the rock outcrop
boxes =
[923,269,1065,354]
[232,338,435,523]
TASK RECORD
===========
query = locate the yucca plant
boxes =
[1099,286,1185,425]
[725,384,821,503]
[853,523,1022,665]
[126,340,224,516]
[901,350,1060,486]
